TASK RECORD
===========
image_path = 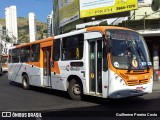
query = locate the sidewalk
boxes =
[153,80,160,92]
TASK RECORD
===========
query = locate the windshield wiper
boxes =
[127,53,132,72]
[135,41,149,71]
[125,42,132,72]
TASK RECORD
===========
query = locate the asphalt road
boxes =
[1,73,160,118]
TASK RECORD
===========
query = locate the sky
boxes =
[0,0,53,23]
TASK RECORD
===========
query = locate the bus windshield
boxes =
[106,29,152,70]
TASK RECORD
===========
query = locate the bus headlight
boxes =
[114,74,125,85]
[115,76,119,80]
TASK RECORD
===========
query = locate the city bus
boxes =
[8,26,153,100]
[0,54,8,74]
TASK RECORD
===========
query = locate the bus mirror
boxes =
[103,46,108,72]
[107,40,112,52]
[106,31,111,39]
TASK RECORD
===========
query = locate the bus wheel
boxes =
[68,79,83,100]
[22,74,30,90]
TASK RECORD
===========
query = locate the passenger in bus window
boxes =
[30,49,34,61]
[126,51,131,58]
[67,50,72,60]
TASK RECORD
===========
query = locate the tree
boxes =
[5,35,12,42]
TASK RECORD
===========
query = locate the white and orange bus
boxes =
[0,54,8,74]
[8,26,153,100]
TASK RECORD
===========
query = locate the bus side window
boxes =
[31,44,40,62]
[61,34,84,60]
[8,49,12,63]
[12,48,20,63]
[21,46,30,62]
[53,39,60,61]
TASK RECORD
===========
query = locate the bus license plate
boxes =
[136,87,143,91]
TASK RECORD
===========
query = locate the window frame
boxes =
[20,46,31,62]
[30,43,40,62]
[61,34,84,61]
[53,39,60,61]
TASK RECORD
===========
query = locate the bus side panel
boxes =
[27,64,41,87]
[51,61,86,92]
[8,63,41,87]
[51,74,67,91]
[102,70,109,98]
[51,61,71,91]
[8,63,22,83]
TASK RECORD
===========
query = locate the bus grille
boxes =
[126,79,148,86]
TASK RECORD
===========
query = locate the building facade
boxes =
[29,12,36,42]
[0,24,12,55]
[0,24,2,55]
[47,11,54,37]
[5,5,18,44]
[53,0,60,35]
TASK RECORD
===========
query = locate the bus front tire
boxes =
[22,74,30,90]
[68,79,83,101]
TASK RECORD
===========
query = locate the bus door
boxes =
[89,39,102,94]
[43,47,51,87]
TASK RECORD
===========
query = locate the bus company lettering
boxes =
[70,67,80,71]
[60,66,82,71]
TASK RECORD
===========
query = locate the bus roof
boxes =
[12,37,54,49]
[54,26,135,39]
[9,26,136,49]
[86,26,135,34]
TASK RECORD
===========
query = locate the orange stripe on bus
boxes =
[25,61,60,74]
[86,26,135,34]
[16,37,54,48]
[51,61,60,74]
[40,41,53,48]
